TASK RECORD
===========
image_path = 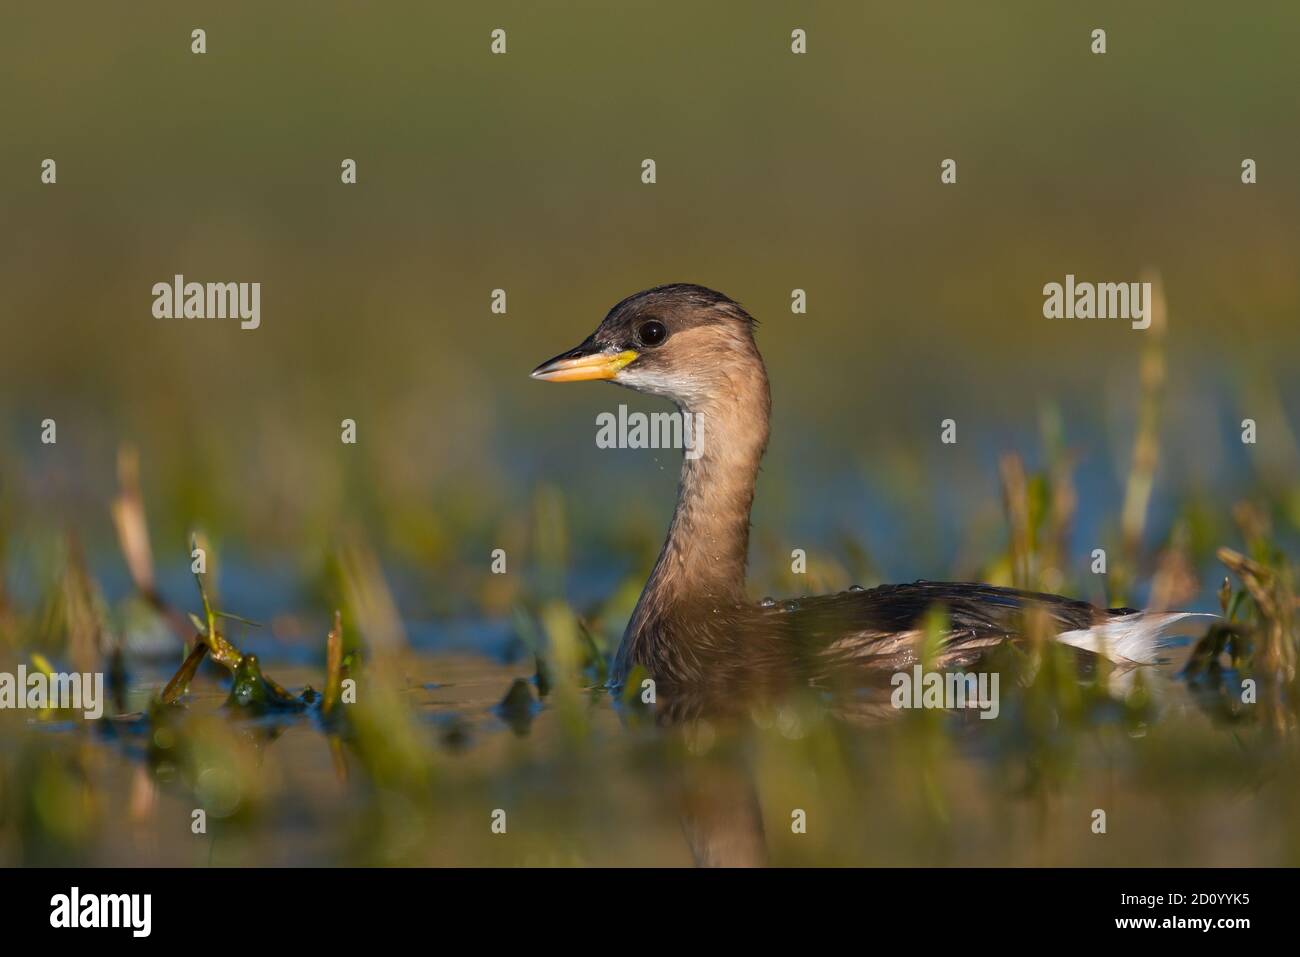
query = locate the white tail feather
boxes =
[1056,612,1216,665]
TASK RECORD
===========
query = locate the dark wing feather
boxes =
[792,581,1132,633]
[756,581,1133,675]
[635,581,1133,720]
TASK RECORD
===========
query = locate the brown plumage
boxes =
[532,284,1191,703]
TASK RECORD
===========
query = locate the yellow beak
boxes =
[530,348,639,382]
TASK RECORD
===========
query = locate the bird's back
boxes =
[621,580,1145,707]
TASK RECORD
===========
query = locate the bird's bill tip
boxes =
[530,348,639,382]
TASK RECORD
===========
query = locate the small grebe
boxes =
[532,284,1201,692]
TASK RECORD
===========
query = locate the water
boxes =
[6,613,1296,867]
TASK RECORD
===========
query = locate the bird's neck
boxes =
[621,364,771,670]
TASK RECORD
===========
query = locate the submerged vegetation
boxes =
[0,351,1297,865]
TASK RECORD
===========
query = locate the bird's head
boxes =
[530,283,764,410]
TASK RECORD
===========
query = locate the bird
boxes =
[531,283,1205,702]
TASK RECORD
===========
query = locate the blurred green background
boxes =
[2,0,1298,600]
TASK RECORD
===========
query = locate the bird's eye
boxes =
[637,319,668,347]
